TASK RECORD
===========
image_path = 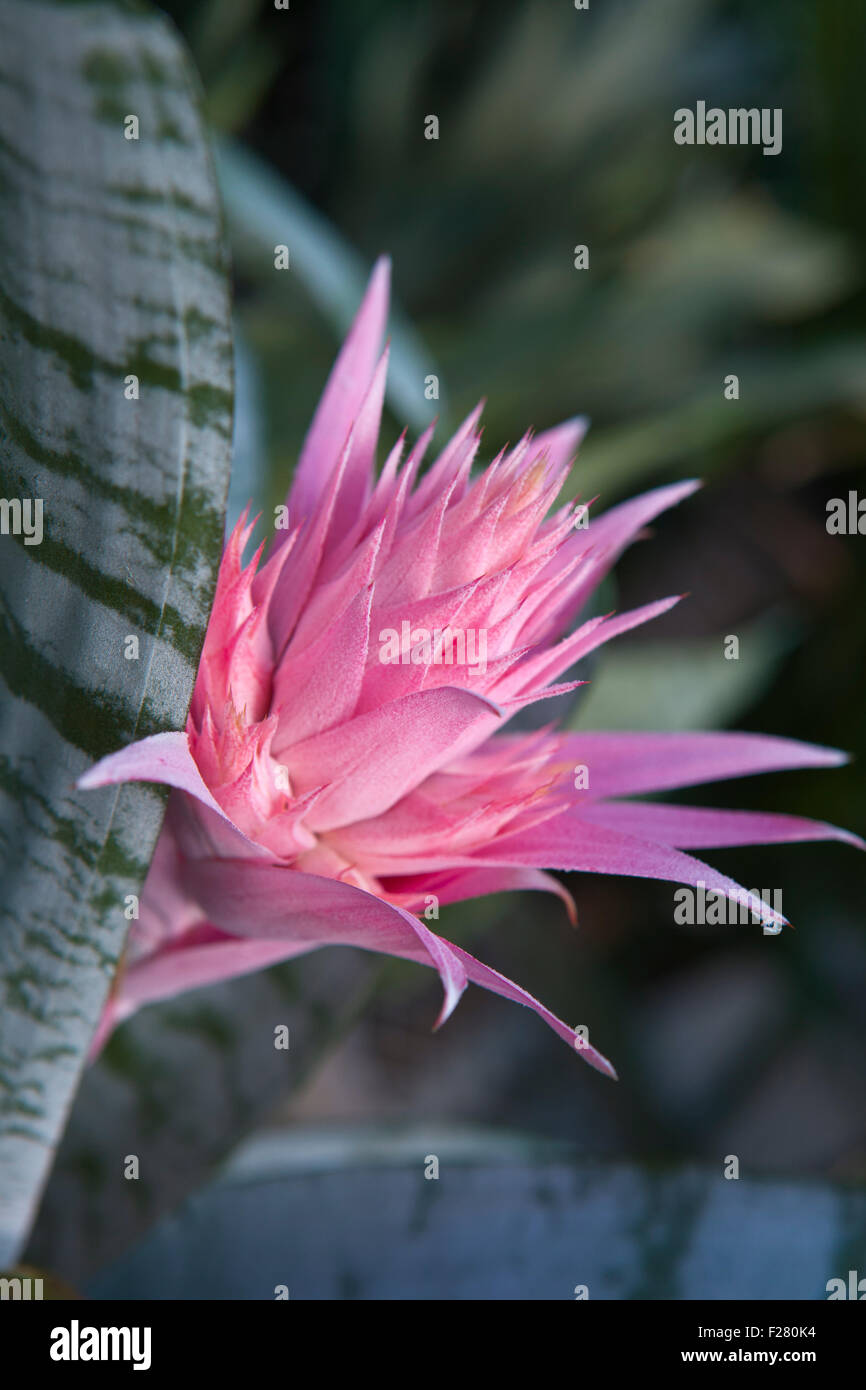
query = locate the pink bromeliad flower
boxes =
[81,259,860,1074]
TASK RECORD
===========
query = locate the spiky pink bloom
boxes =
[81,258,861,1074]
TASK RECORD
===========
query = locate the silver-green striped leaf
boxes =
[88,1127,866,1300]
[0,0,233,1266]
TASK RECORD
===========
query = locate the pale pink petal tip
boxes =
[585,1049,618,1081]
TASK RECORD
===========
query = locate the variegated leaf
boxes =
[0,0,233,1265]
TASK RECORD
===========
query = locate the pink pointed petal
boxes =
[78,734,274,863]
[497,679,587,712]
[481,814,789,929]
[328,346,390,544]
[321,431,406,575]
[272,585,373,750]
[578,800,866,850]
[508,595,682,695]
[287,256,390,523]
[376,470,464,605]
[385,865,577,923]
[291,519,386,649]
[582,478,701,555]
[183,860,467,1026]
[288,686,504,830]
[250,516,300,610]
[78,731,234,826]
[559,731,849,798]
[536,479,700,641]
[110,928,312,1020]
[404,402,484,520]
[182,860,613,1074]
[162,785,277,862]
[531,416,589,469]
[445,941,617,1078]
[364,431,406,522]
[268,431,356,655]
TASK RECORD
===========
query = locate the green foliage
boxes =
[0,0,233,1265]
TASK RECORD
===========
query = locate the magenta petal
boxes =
[385,865,578,922]
[271,585,373,750]
[560,731,848,797]
[473,814,789,929]
[445,941,616,1078]
[107,931,311,1023]
[328,347,390,542]
[578,800,865,850]
[287,256,390,523]
[531,416,589,470]
[534,479,700,640]
[182,860,469,1024]
[579,478,701,565]
[509,595,682,696]
[79,735,273,863]
[288,686,503,830]
[404,402,484,522]
[78,731,234,825]
[181,859,614,1073]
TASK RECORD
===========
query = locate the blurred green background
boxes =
[28,0,866,1285]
